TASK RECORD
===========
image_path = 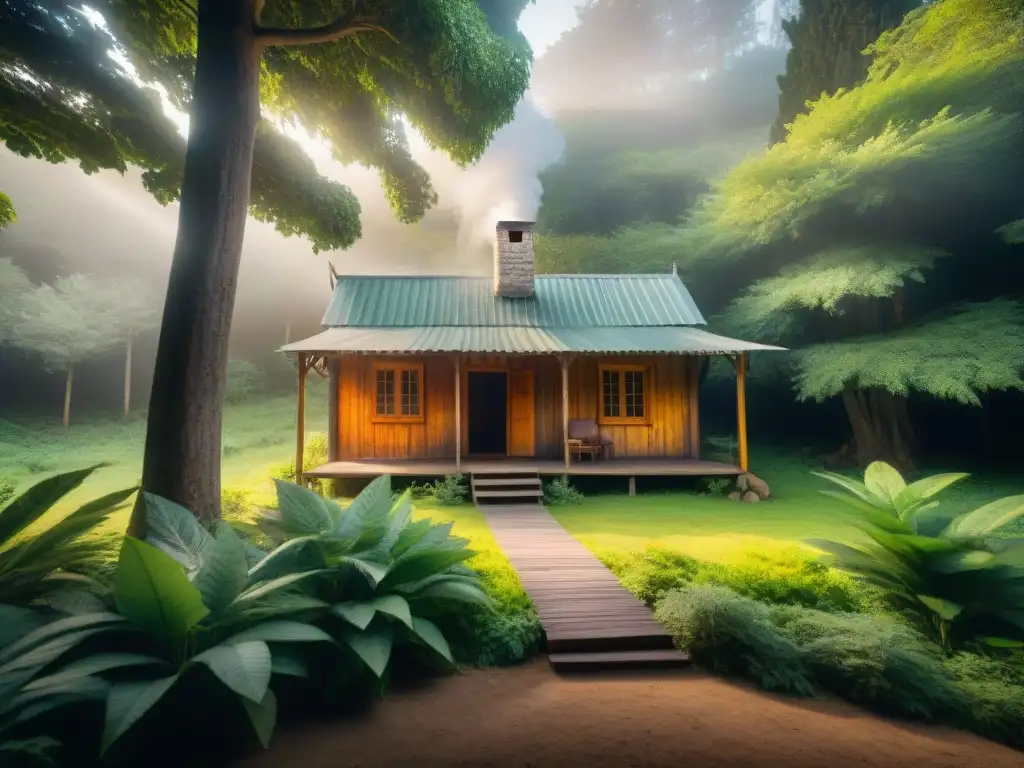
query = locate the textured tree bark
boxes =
[62,365,73,429]
[123,336,132,417]
[129,0,261,533]
[839,386,915,473]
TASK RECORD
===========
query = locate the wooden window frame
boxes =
[371,361,425,424]
[598,364,650,426]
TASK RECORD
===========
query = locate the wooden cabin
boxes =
[283,221,784,495]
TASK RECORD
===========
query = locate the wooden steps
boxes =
[471,471,543,505]
[476,503,691,673]
[549,649,690,672]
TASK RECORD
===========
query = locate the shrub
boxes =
[225,359,266,404]
[771,606,967,721]
[0,466,132,611]
[270,432,328,495]
[544,477,584,506]
[414,475,468,506]
[701,477,731,495]
[655,585,815,695]
[0,479,14,508]
[811,460,1024,648]
[599,547,700,605]
[695,547,881,613]
[449,551,542,667]
[944,652,1024,747]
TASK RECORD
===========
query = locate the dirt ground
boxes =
[237,661,1022,768]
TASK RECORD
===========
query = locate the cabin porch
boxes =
[304,456,743,479]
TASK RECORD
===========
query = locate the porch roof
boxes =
[280,325,785,356]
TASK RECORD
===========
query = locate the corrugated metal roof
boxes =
[321,275,707,328]
[281,326,785,355]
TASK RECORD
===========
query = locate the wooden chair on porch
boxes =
[567,419,613,462]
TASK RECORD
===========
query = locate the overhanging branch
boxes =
[255,14,397,48]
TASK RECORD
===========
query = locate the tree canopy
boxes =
[677,0,1024,467]
[0,0,532,249]
[769,0,921,146]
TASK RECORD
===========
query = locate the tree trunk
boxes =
[123,336,133,418]
[130,0,262,533]
[840,385,915,473]
[63,365,73,429]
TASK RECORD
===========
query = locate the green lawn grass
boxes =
[551,449,1024,561]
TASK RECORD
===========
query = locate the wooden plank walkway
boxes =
[477,504,680,657]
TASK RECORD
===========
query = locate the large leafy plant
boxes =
[810,462,1024,649]
[0,492,335,763]
[250,476,491,683]
[0,466,132,616]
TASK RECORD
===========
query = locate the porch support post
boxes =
[327,357,339,462]
[453,355,462,473]
[296,353,309,487]
[736,352,749,472]
[560,354,570,469]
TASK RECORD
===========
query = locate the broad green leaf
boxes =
[391,519,434,558]
[382,493,414,550]
[246,535,321,583]
[0,628,122,679]
[193,641,272,703]
[102,676,178,753]
[414,580,492,607]
[410,617,454,666]
[331,601,376,630]
[980,637,1024,648]
[224,621,335,646]
[234,569,327,604]
[3,487,134,571]
[380,548,476,589]
[933,550,994,573]
[226,593,329,625]
[45,588,109,616]
[917,594,962,620]
[947,495,1024,538]
[21,654,166,692]
[143,492,214,574]
[864,461,907,511]
[333,476,392,542]
[270,648,309,678]
[0,465,104,544]
[812,470,887,509]
[3,674,109,718]
[894,472,968,511]
[195,523,248,616]
[241,688,278,749]
[114,538,209,643]
[343,623,393,678]
[337,554,390,587]
[0,612,125,665]
[273,480,332,535]
[0,605,48,650]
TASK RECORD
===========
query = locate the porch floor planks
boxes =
[476,504,676,652]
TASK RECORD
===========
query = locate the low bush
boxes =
[225,359,266,404]
[771,606,967,721]
[544,477,584,507]
[655,585,815,695]
[657,584,1024,748]
[0,478,14,507]
[599,547,700,605]
[601,545,877,613]
[412,475,468,506]
[270,432,328,495]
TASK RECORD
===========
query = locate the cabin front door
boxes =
[508,369,535,457]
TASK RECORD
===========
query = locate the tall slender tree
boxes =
[12,275,121,428]
[111,280,162,417]
[769,0,921,146]
[1,1,532,526]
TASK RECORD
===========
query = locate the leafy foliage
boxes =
[249,476,490,681]
[414,475,468,507]
[270,432,328,495]
[810,461,1024,648]
[0,466,131,611]
[0,0,533,247]
[770,0,921,145]
[656,584,815,694]
[543,477,584,507]
[0,258,32,344]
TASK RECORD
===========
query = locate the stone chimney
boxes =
[493,220,535,297]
